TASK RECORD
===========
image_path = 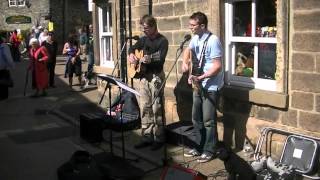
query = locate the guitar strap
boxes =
[197,32,212,70]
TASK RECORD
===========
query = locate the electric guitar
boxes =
[127,49,160,79]
[185,50,201,90]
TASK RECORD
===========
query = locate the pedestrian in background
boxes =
[42,32,58,88]
[0,36,15,100]
[28,38,49,97]
[39,29,49,46]
[9,29,21,62]
[84,24,94,87]
[62,35,82,89]
[79,25,88,61]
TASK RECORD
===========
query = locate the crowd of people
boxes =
[0,24,94,99]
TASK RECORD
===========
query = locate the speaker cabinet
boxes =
[80,113,104,143]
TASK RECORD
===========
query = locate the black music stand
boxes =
[97,74,140,158]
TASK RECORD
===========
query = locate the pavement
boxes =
[0,56,253,180]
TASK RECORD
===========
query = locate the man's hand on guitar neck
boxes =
[141,55,151,64]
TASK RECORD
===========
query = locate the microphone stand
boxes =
[151,46,185,167]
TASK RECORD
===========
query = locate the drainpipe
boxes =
[119,0,126,82]
[285,0,290,95]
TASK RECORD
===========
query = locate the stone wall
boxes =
[129,0,219,124]
[0,0,91,52]
[221,0,320,149]
[288,0,320,132]
[50,0,92,52]
[0,0,50,31]
[100,0,320,150]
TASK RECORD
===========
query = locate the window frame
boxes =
[224,0,278,91]
[98,4,114,68]
[8,0,25,7]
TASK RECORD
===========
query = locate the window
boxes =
[98,4,113,67]
[8,0,25,7]
[225,0,277,91]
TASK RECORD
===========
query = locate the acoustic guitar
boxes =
[127,49,160,79]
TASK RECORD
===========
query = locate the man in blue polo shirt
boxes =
[181,11,224,163]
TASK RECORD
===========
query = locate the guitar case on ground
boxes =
[57,150,108,180]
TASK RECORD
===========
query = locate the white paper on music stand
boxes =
[97,74,140,96]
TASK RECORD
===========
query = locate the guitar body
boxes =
[187,50,201,90]
[127,50,145,79]
[127,50,160,79]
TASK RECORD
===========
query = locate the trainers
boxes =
[197,152,214,163]
[184,149,200,157]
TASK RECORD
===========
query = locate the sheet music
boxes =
[97,74,141,96]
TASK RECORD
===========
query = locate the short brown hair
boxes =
[190,11,208,28]
[140,14,157,29]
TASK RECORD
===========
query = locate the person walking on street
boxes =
[9,30,21,62]
[28,38,49,97]
[79,25,88,61]
[42,32,58,88]
[0,36,15,100]
[84,24,94,87]
[62,35,82,89]
[128,14,169,151]
[181,12,224,163]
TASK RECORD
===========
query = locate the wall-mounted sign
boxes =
[6,15,32,24]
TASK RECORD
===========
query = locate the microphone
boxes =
[126,35,140,40]
[179,34,191,49]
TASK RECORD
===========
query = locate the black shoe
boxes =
[134,141,152,149]
[150,142,164,151]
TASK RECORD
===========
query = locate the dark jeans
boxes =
[86,52,94,79]
[47,61,56,86]
[192,89,219,154]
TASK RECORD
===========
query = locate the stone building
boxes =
[92,0,320,151]
[0,0,92,50]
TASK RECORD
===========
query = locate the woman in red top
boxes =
[28,38,49,97]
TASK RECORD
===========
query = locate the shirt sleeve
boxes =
[207,35,223,59]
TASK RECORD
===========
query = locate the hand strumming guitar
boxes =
[128,53,138,64]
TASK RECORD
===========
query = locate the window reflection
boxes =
[233,0,277,37]
[234,42,254,77]
[102,5,112,32]
[102,38,111,62]
[233,1,251,37]
[258,44,276,80]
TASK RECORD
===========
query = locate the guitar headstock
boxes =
[151,51,161,61]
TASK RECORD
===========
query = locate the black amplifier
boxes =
[80,113,105,143]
